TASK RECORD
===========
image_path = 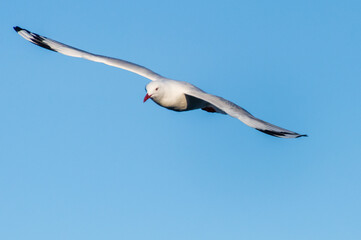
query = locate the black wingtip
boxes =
[256,128,308,138]
[13,26,57,52]
[13,26,23,32]
[256,129,285,138]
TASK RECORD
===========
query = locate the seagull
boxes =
[13,26,307,138]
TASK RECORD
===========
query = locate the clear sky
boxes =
[1,0,361,239]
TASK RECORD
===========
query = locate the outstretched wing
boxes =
[185,88,307,138]
[14,26,164,81]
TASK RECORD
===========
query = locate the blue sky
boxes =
[1,0,361,239]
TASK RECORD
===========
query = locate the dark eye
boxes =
[155,87,159,91]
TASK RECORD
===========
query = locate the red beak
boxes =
[143,93,151,102]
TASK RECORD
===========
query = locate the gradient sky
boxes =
[1,0,361,239]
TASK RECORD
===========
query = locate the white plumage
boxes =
[14,26,307,138]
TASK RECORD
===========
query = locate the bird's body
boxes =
[148,80,192,111]
[146,80,212,112]
[14,26,307,138]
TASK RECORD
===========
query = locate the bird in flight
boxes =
[14,26,307,138]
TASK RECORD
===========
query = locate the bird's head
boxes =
[144,81,165,103]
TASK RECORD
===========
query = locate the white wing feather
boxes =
[14,26,163,81]
[185,88,307,138]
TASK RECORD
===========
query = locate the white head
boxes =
[143,81,165,103]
